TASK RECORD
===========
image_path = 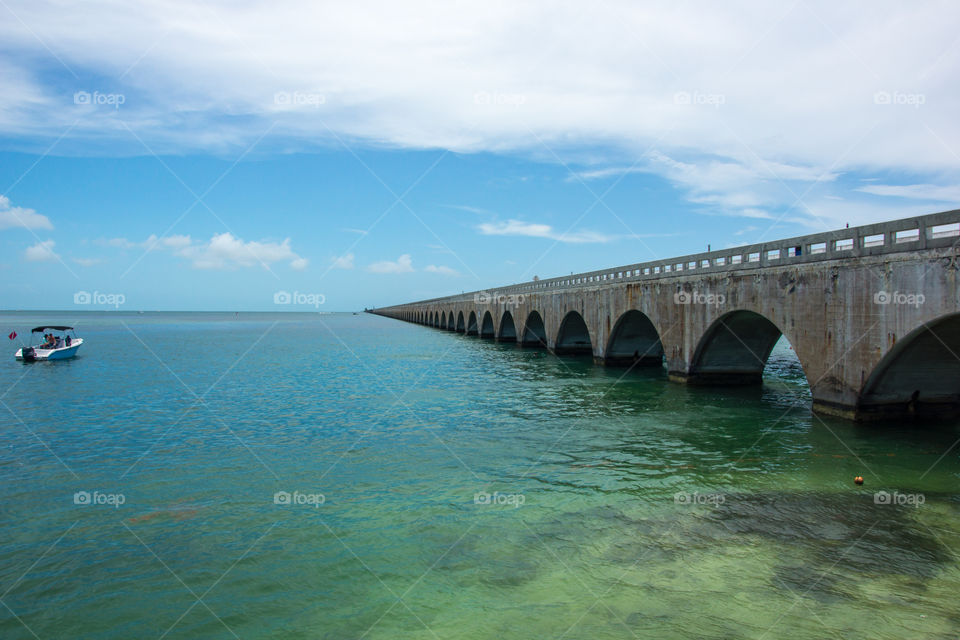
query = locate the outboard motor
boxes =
[21,347,36,362]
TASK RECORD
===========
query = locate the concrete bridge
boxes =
[371,209,960,421]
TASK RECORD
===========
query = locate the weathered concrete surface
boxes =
[372,211,960,421]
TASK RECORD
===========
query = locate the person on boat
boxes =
[65,335,71,347]
[42,333,54,348]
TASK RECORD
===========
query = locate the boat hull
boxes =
[15,339,83,361]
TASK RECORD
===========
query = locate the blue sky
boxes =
[1,1,959,310]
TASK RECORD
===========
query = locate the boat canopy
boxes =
[30,326,74,333]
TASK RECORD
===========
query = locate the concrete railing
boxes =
[383,209,960,308]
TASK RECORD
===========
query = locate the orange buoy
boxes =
[854,476,864,485]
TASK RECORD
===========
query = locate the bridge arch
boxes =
[521,311,547,347]
[687,310,788,384]
[858,312,960,418]
[440,311,447,329]
[605,310,664,366]
[447,311,456,330]
[466,311,478,336]
[498,311,517,342]
[456,311,465,332]
[555,311,593,356]
[480,311,495,338]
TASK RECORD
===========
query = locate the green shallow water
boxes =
[1,311,958,639]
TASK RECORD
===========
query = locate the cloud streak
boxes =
[855,183,960,203]
[477,219,623,243]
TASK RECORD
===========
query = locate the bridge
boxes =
[370,209,960,421]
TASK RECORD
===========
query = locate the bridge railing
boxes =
[383,208,960,309]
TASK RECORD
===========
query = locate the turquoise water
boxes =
[1,311,958,639]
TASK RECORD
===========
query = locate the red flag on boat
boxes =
[8,331,16,340]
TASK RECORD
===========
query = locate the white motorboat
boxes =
[14,326,83,361]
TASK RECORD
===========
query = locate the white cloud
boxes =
[23,239,58,262]
[2,2,960,227]
[104,236,149,249]
[177,232,306,270]
[331,252,354,269]
[73,257,102,266]
[855,183,960,202]
[367,254,414,273]
[341,228,367,235]
[162,234,192,249]
[477,219,614,243]
[104,237,139,249]
[0,195,52,231]
[104,234,192,250]
[103,232,307,270]
[424,264,459,276]
[572,152,842,220]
